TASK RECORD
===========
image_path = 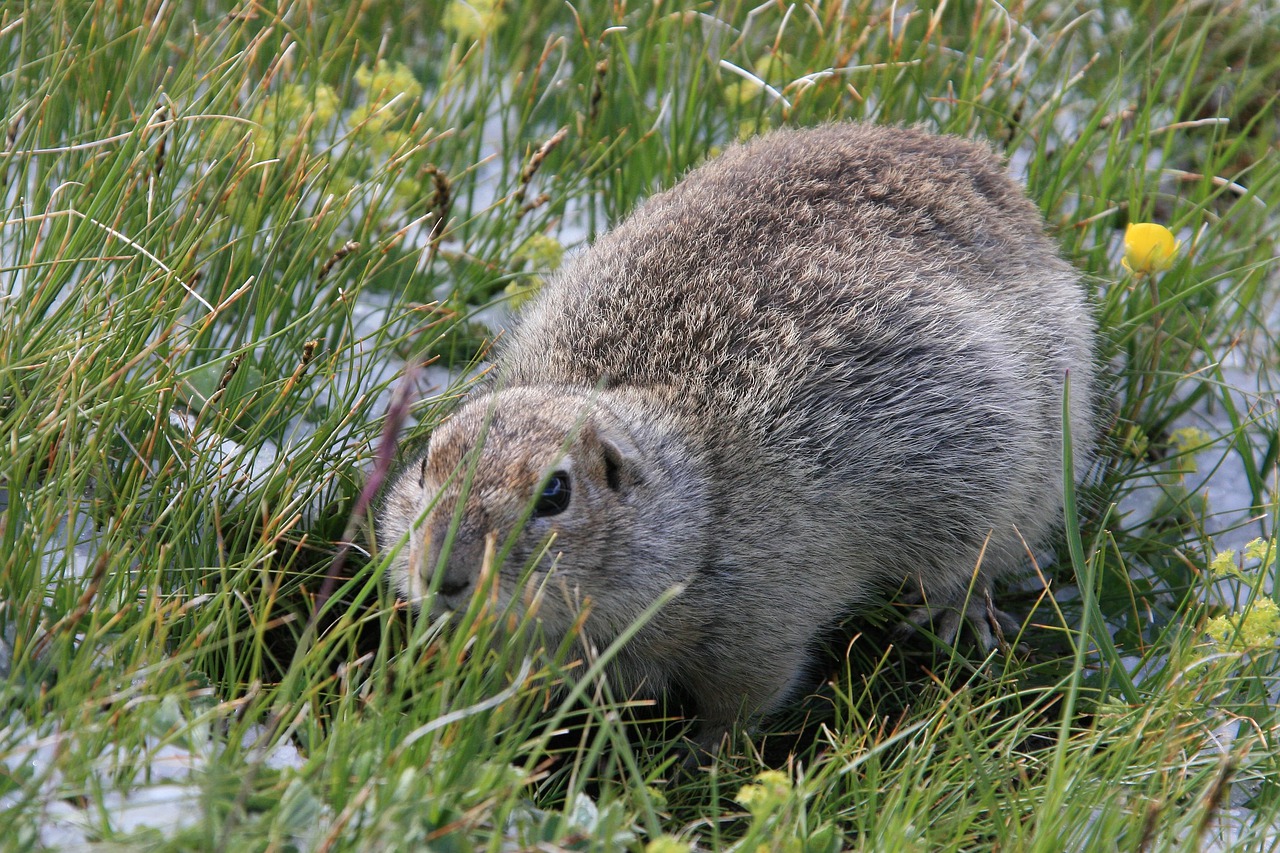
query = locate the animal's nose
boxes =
[424,521,486,600]
[438,564,473,597]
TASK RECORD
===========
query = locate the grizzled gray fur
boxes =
[380,122,1097,746]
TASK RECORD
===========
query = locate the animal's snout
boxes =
[437,562,473,598]
[423,520,495,603]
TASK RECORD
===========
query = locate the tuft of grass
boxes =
[1,0,1278,849]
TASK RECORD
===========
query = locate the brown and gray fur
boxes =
[380,123,1096,745]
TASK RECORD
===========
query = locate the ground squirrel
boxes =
[380,122,1097,747]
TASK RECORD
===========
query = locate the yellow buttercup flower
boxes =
[1122,222,1181,274]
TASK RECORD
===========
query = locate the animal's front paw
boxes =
[894,587,1023,651]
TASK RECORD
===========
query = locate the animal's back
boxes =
[499,124,1093,506]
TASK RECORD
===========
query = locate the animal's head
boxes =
[380,386,692,641]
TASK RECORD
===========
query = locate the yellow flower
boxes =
[442,0,505,42]
[737,117,770,141]
[723,80,762,107]
[1122,222,1181,274]
[1209,549,1239,579]
[504,234,565,308]
[1205,597,1280,650]
[279,83,340,124]
[1244,537,1274,563]
[644,838,691,853]
[735,770,793,818]
[1169,426,1210,473]
[1121,424,1149,460]
[516,233,564,270]
[1170,426,1209,454]
[722,54,792,110]
[247,83,341,153]
[355,60,424,104]
[348,102,393,134]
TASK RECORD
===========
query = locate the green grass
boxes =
[2,0,1279,849]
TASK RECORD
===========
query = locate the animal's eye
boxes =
[534,470,571,517]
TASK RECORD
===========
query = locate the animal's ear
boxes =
[595,426,644,493]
